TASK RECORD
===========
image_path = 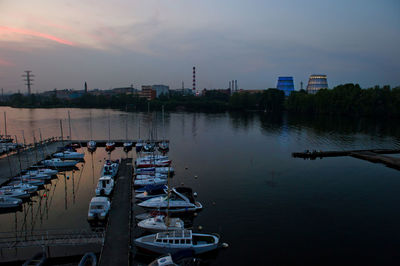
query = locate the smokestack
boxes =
[229,81,231,90]
[84,81,88,93]
[192,67,196,92]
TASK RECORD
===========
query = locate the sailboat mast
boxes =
[162,105,165,141]
[68,111,72,141]
[89,112,93,140]
[125,115,128,141]
[108,113,111,142]
[60,120,64,146]
[4,112,7,137]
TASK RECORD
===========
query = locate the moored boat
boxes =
[138,215,184,232]
[105,142,115,152]
[42,158,78,168]
[1,183,38,194]
[53,150,84,159]
[87,140,97,152]
[0,196,23,208]
[87,197,110,221]
[134,177,167,187]
[134,229,219,255]
[95,176,115,196]
[0,188,30,199]
[102,159,119,178]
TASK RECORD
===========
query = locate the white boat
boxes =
[87,196,110,221]
[134,177,167,187]
[53,150,84,159]
[123,142,133,151]
[158,141,169,151]
[26,168,58,176]
[138,187,202,213]
[87,140,97,151]
[149,254,176,266]
[0,188,30,199]
[135,173,167,180]
[21,173,52,180]
[95,176,115,196]
[138,215,184,232]
[1,183,38,194]
[9,178,45,186]
[0,196,22,208]
[135,167,175,175]
[42,158,78,167]
[134,229,219,255]
[136,155,168,163]
[136,159,171,168]
[102,160,119,178]
[135,185,168,201]
[143,143,155,152]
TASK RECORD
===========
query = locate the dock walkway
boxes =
[99,158,132,266]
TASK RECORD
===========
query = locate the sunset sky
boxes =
[0,0,399,93]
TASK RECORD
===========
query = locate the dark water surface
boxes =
[0,107,400,265]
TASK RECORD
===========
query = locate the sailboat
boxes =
[136,116,144,152]
[105,114,115,152]
[158,105,169,152]
[137,167,184,232]
[87,111,97,152]
[123,115,133,152]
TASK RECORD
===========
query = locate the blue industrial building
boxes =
[277,76,294,96]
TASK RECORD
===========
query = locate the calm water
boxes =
[1,107,400,265]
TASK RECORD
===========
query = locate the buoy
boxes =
[222,243,229,248]
[198,225,203,230]
[193,192,198,197]
[67,176,70,180]
[212,201,216,206]
[43,193,47,198]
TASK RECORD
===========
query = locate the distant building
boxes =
[276,76,294,96]
[238,89,266,94]
[307,74,328,94]
[152,85,169,97]
[139,86,156,100]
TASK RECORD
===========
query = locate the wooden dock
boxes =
[350,151,400,171]
[99,158,132,266]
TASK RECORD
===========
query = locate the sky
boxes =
[0,0,399,93]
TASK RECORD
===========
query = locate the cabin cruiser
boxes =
[105,142,115,152]
[42,158,78,167]
[138,187,202,213]
[95,176,115,196]
[0,188,30,199]
[134,229,219,255]
[135,184,168,201]
[53,150,84,160]
[87,140,97,151]
[0,196,22,209]
[138,215,184,232]
[87,197,110,221]
[102,160,119,178]
[1,183,38,194]
[134,177,167,187]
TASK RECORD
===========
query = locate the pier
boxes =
[71,139,169,147]
[293,148,400,171]
[0,138,63,185]
[99,158,133,266]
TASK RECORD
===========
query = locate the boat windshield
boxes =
[90,205,104,210]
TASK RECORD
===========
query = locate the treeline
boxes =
[286,84,400,117]
[1,84,399,117]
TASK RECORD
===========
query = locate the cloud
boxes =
[0,26,75,46]
[0,58,13,66]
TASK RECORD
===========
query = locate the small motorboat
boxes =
[135,210,166,221]
[138,215,184,232]
[135,140,144,152]
[148,254,176,266]
[105,142,115,152]
[143,142,155,152]
[0,188,30,199]
[0,196,23,208]
[95,176,115,196]
[123,142,133,152]
[135,184,168,201]
[136,160,171,168]
[53,150,84,160]
[136,184,168,193]
[158,141,169,151]
[102,159,119,178]
[135,167,174,175]
[136,155,169,164]
[135,173,167,180]
[21,173,52,180]
[87,140,97,152]
[9,178,45,186]
[87,197,110,221]
[134,177,167,187]
[138,187,202,213]
[42,158,78,168]
[134,229,219,255]
[25,168,58,176]
[22,251,47,266]
[1,183,38,194]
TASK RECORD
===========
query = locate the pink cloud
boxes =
[0,58,13,66]
[0,26,75,46]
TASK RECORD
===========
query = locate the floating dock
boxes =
[71,140,169,147]
[293,148,400,171]
[99,158,133,266]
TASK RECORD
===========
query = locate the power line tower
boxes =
[22,70,34,95]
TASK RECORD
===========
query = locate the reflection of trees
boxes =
[229,112,256,131]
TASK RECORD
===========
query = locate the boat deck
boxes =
[99,158,133,266]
